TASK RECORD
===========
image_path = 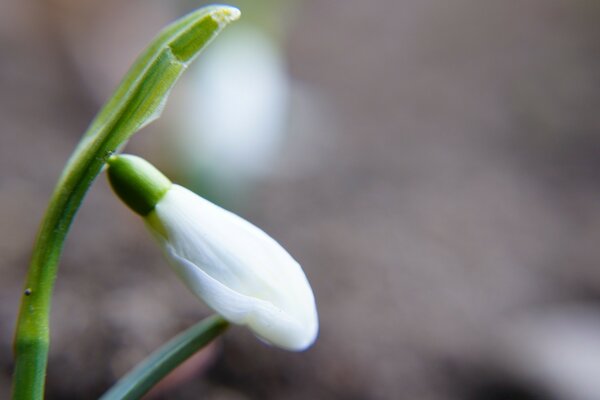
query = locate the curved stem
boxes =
[100,315,229,400]
[11,6,239,399]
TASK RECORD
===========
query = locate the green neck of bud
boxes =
[107,154,172,216]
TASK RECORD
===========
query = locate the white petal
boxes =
[146,185,318,351]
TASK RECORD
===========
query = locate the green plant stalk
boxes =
[12,6,240,399]
[100,315,229,400]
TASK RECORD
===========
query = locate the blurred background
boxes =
[2,0,600,399]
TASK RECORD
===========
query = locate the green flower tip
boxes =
[107,154,172,216]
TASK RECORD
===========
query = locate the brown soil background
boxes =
[2,0,600,399]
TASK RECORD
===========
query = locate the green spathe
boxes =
[107,155,172,216]
[12,6,239,399]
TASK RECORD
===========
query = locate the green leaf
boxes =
[100,315,229,400]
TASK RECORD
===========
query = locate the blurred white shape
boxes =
[176,24,289,182]
[505,305,600,400]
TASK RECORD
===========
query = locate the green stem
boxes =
[12,6,239,399]
[100,315,229,400]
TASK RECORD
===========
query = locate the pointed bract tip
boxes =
[211,6,241,25]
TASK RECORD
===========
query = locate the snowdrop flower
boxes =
[106,154,318,351]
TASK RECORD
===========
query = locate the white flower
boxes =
[146,185,318,351]
[107,154,318,350]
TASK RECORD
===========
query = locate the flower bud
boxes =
[106,154,318,351]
